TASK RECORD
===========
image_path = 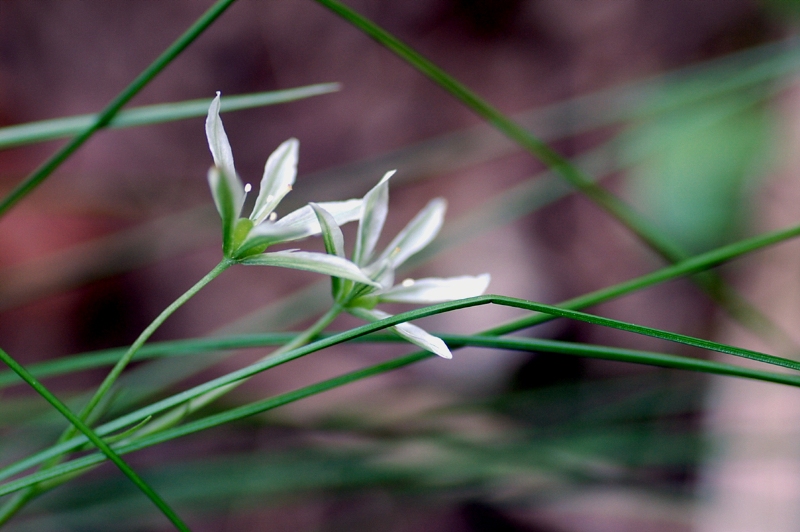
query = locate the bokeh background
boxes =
[3,1,800,530]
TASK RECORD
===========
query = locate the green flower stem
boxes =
[0,348,189,531]
[133,304,344,438]
[6,326,800,498]
[0,258,231,526]
[0,0,239,218]
[311,0,798,359]
[73,258,233,431]
[4,291,795,491]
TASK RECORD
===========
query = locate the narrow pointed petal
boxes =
[251,138,298,225]
[240,250,379,287]
[207,167,238,254]
[353,308,452,359]
[377,274,491,304]
[353,170,394,266]
[377,198,446,269]
[205,93,244,216]
[310,203,345,258]
[246,199,363,247]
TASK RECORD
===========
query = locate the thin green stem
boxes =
[0,259,231,526]
[4,291,796,489]
[75,259,233,429]
[134,304,343,437]
[0,348,189,531]
[6,327,800,498]
[0,0,239,218]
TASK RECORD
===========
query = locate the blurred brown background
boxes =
[2,1,800,531]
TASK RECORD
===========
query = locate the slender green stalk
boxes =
[0,259,231,526]
[4,291,796,490]
[0,84,339,150]
[135,304,343,437]
[0,348,189,531]
[5,328,800,498]
[0,0,239,217]
[75,259,233,428]
[311,0,683,262]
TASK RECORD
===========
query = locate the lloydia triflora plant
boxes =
[311,171,491,359]
[206,92,490,357]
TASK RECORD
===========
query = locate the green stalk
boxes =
[132,304,343,437]
[4,291,796,490]
[0,84,339,150]
[6,324,800,497]
[0,348,189,531]
[0,259,231,525]
[0,0,239,217]
[74,259,233,429]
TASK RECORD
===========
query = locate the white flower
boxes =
[311,172,491,359]
[205,92,376,287]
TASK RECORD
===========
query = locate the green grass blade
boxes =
[0,84,339,150]
[0,0,239,218]
[0,348,189,530]
[2,292,796,486]
[3,331,800,498]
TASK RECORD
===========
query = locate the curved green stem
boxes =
[74,258,233,429]
[0,259,231,526]
[0,348,190,531]
[4,291,795,487]
[134,303,343,437]
[0,0,239,218]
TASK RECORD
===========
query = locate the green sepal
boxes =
[348,294,379,310]
[227,218,254,258]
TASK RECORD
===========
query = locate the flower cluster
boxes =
[310,173,490,359]
[206,93,490,358]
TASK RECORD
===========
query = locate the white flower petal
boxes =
[354,308,452,359]
[377,198,446,269]
[251,138,298,225]
[207,167,240,252]
[377,274,491,304]
[310,203,345,258]
[254,198,363,243]
[205,93,244,217]
[353,170,394,266]
[240,250,379,286]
